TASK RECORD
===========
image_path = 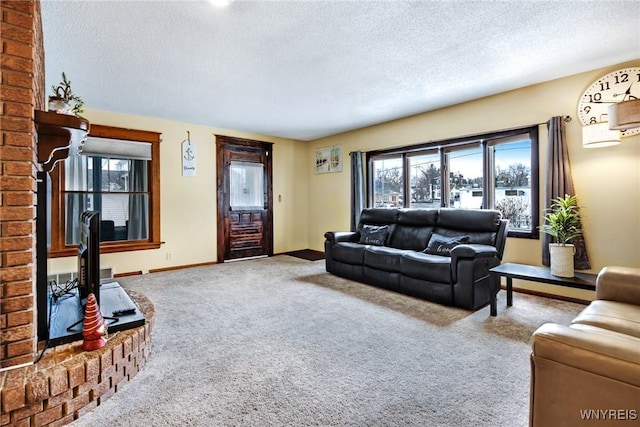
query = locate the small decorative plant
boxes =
[539,194,583,244]
[49,72,84,116]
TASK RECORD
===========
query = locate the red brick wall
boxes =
[0,5,156,424]
[1,0,45,369]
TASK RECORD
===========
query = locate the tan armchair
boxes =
[530,266,640,427]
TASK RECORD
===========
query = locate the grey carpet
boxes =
[70,255,584,426]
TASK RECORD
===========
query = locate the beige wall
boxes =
[49,60,640,300]
[49,109,310,276]
[308,59,640,300]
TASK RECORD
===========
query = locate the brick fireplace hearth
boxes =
[0,290,154,426]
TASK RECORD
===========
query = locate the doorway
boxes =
[216,136,273,262]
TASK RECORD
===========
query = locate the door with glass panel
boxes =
[216,136,273,262]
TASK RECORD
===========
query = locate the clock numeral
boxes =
[589,117,597,124]
[599,82,610,91]
[587,93,602,103]
[614,73,629,84]
[583,105,591,114]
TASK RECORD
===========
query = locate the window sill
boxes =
[507,230,539,239]
[48,241,163,258]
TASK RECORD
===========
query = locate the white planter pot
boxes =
[48,97,71,115]
[549,243,575,277]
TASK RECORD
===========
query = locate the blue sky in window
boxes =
[374,139,531,179]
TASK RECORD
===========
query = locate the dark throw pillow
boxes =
[358,225,389,246]
[424,233,470,256]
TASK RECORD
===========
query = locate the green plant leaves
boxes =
[538,194,583,244]
[50,72,84,116]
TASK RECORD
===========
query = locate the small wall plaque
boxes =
[182,139,196,176]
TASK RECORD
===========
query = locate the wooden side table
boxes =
[488,263,597,316]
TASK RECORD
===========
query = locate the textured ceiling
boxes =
[41,1,640,141]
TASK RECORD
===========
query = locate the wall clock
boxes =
[577,67,640,137]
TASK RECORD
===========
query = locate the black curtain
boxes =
[127,160,149,240]
[350,151,365,232]
[65,155,88,244]
[543,116,590,269]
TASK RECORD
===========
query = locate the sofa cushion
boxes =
[437,208,501,232]
[332,242,367,265]
[358,225,389,246]
[571,300,640,338]
[432,227,495,246]
[401,251,452,283]
[363,246,407,273]
[397,208,438,226]
[388,225,433,251]
[358,208,399,226]
[424,233,470,256]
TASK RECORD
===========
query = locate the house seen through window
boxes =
[368,125,539,238]
[65,156,149,244]
[48,124,161,257]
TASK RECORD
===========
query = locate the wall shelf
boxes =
[34,110,90,172]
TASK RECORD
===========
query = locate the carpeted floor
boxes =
[70,255,585,426]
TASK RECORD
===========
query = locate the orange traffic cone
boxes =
[82,293,107,351]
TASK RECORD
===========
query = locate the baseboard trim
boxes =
[114,271,143,278]
[114,261,218,277]
[149,261,217,274]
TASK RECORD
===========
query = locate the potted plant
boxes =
[49,72,84,116]
[539,194,583,277]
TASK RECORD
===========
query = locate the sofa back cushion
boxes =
[355,207,503,251]
[388,226,433,250]
[437,208,502,232]
[435,208,502,246]
[430,227,495,246]
[358,208,399,227]
[388,209,438,250]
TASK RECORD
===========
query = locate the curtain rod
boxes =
[352,116,572,157]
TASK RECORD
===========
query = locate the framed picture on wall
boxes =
[315,145,342,174]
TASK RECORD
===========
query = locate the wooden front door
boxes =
[216,136,273,262]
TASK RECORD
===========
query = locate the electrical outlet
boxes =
[166,252,172,260]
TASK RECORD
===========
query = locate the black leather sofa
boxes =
[324,208,509,311]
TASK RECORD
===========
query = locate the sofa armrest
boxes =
[532,323,640,387]
[530,323,640,427]
[450,244,498,259]
[450,244,498,271]
[596,266,640,306]
[450,244,500,285]
[324,231,359,244]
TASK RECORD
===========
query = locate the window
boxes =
[408,152,440,209]
[444,144,483,209]
[489,134,533,234]
[367,125,539,238]
[230,161,264,210]
[372,155,404,208]
[49,124,161,257]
